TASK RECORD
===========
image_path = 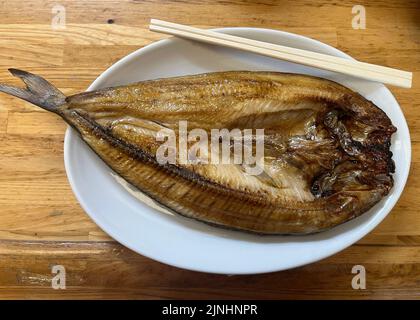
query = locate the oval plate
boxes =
[64,28,411,274]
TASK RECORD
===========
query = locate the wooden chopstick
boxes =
[151,19,410,80]
[149,19,413,88]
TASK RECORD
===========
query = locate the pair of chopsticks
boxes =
[149,19,412,88]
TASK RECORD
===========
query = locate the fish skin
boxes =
[0,69,396,234]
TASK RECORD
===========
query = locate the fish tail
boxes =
[0,68,66,112]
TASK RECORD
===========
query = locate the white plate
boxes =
[64,28,411,274]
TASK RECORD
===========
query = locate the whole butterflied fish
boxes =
[0,69,396,234]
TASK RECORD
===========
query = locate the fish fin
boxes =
[0,68,66,112]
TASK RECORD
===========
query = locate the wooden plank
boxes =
[0,112,7,134]
[1,1,418,29]
[0,240,419,299]
[0,24,338,47]
[6,112,66,135]
[0,41,63,67]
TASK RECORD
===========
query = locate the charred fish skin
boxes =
[0,69,396,235]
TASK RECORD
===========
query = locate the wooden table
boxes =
[0,0,419,299]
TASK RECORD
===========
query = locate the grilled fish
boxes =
[0,69,396,234]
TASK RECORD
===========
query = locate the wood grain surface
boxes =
[0,0,419,299]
